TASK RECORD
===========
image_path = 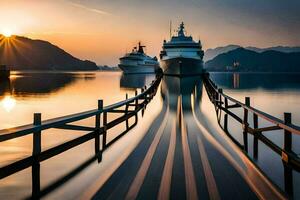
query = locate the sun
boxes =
[2,29,13,37]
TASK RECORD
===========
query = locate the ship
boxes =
[160,22,204,76]
[119,42,160,74]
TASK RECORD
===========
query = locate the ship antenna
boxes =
[169,20,172,39]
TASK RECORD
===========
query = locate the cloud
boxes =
[68,1,112,16]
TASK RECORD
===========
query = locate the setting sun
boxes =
[2,29,13,37]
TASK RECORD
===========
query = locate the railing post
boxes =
[126,93,128,100]
[33,113,41,156]
[218,88,223,106]
[32,113,41,199]
[135,90,138,122]
[283,112,293,197]
[141,88,145,116]
[224,97,228,109]
[217,88,223,119]
[103,106,107,150]
[243,97,250,152]
[253,113,258,159]
[95,100,102,162]
[283,113,292,161]
[224,114,228,132]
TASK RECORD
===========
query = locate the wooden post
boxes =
[135,90,138,122]
[283,114,294,199]
[284,163,294,198]
[32,113,41,199]
[283,113,292,162]
[141,88,145,116]
[33,113,41,156]
[95,100,102,162]
[32,161,40,199]
[126,93,128,100]
[103,109,107,150]
[218,88,223,106]
[224,114,228,132]
[253,113,258,159]
[243,97,250,152]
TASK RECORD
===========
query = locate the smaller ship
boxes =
[160,22,204,76]
[119,42,160,74]
[0,65,10,79]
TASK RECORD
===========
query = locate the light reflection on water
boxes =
[0,71,160,199]
[1,72,300,199]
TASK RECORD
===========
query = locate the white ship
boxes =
[119,42,160,74]
[160,22,204,76]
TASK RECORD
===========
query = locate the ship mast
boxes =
[169,20,172,39]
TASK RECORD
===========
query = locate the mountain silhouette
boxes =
[0,35,98,70]
[204,45,300,62]
[205,48,300,72]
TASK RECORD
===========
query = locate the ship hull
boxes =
[160,57,203,76]
[119,64,159,74]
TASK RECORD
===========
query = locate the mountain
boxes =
[204,45,240,62]
[205,48,300,72]
[0,35,98,70]
[204,45,300,62]
[246,46,300,53]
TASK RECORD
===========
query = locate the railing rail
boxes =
[203,73,300,171]
[0,75,162,181]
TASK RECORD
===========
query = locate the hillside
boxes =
[204,45,300,62]
[205,48,300,72]
[0,35,98,70]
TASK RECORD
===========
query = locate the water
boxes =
[209,72,300,198]
[0,72,300,199]
[0,71,160,199]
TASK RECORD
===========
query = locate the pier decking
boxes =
[1,74,299,199]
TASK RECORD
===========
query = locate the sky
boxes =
[1,0,300,66]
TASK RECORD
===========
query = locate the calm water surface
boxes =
[0,72,300,199]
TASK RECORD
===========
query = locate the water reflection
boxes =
[211,73,300,90]
[120,74,156,90]
[0,72,96,98]
[1,96,16,112]
[0,73,160,200]
[161,76,203,112]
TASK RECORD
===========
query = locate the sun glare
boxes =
[1,96,16,112]
[2,29,13,37]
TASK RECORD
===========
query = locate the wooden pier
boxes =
[1,73,299,199]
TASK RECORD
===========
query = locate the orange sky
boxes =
[1,0,300,65]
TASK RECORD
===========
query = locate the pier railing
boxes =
[203,73,300,169]
[203,73,300,196]
[0,75,161,198]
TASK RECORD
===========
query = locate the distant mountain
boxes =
[204,45,300,62]
[204,45,240,62]
[205,48,300,72]
[98,65,120,71]
[0,35,98,70]
[246,46,300,53]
